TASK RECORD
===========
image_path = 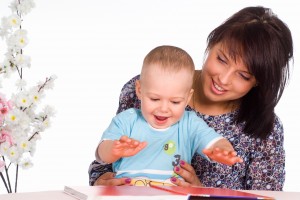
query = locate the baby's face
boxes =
[136,64,193,129]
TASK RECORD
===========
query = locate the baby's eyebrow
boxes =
[171,97,185,101]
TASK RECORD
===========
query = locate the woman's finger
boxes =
[170,177,192,187]
[173,160,202,186]
[94,172,131,186]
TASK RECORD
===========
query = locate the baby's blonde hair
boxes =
[141,45,195,82]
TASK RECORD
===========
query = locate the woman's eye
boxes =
[239,73,251,81]
[217,55,227,64]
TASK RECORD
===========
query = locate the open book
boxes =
[64,185,275,200]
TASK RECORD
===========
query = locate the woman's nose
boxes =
[218,69,232,85]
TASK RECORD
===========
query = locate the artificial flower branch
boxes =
[0,0,56,193]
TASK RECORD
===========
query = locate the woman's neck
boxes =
[188,70,239,116]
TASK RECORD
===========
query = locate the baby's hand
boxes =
[203,147,243,166]
[112,135,147,157]
[202,138,243,166]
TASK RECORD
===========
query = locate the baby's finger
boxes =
[202,148,213,156]
[119,135,132,143]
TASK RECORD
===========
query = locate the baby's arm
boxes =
[202,138,243,166]
[97,135,147,163]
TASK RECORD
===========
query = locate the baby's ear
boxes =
[135,80,142,100]
[187,88,194,105]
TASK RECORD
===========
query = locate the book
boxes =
[64,185,275,200]
[150,185,275,200]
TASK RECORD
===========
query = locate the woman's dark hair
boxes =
[206,6,293,139]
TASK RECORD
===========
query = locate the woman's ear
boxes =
[135,80,142,100]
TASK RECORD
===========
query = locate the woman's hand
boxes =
[94,172,131,186]
[170,160,202,187]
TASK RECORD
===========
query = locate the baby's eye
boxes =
[150,98,159,101]
[171,101,180,104]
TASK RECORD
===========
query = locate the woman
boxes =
[89,6,293,190]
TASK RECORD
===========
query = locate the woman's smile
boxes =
[211,79,226,95]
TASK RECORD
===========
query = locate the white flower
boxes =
[7,29,28,49]
[20,158,33,169]
[7,14,21,28]
[15,79,27,90]
[7,146,20,163]
[5,108,30,129]
[29,143,36,156]
[14,91,32,108]
[42,118,50,129]
[0,17,10,38]
[0,58,15,78]
[15,54,31,68]
[32,92,40,103]
[24,104,36,119]
[43,105,56,117]
[0,142,11,155]
[17,139,31,152]
[34,118,51,132]
[5,109,20,124]
[1,17,9,28]
[10,0,35,15]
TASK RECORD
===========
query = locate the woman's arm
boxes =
[88,160,113,186]
[245,116,285,190]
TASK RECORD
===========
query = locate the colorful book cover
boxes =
[149,185,275,200]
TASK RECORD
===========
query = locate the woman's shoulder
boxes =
[119,75,139,99]
[274,113,283,128]
[121,75,140,90]
[270,113,284,137]
[117,75,141,114]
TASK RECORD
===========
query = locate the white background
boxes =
[0,0,299,193]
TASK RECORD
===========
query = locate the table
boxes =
[245,190,300,200]
[0,189,299,200]
[0,191,74,200]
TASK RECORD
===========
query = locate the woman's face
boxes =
[201,43,257,104]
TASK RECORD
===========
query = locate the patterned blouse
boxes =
[88,75,285,191]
